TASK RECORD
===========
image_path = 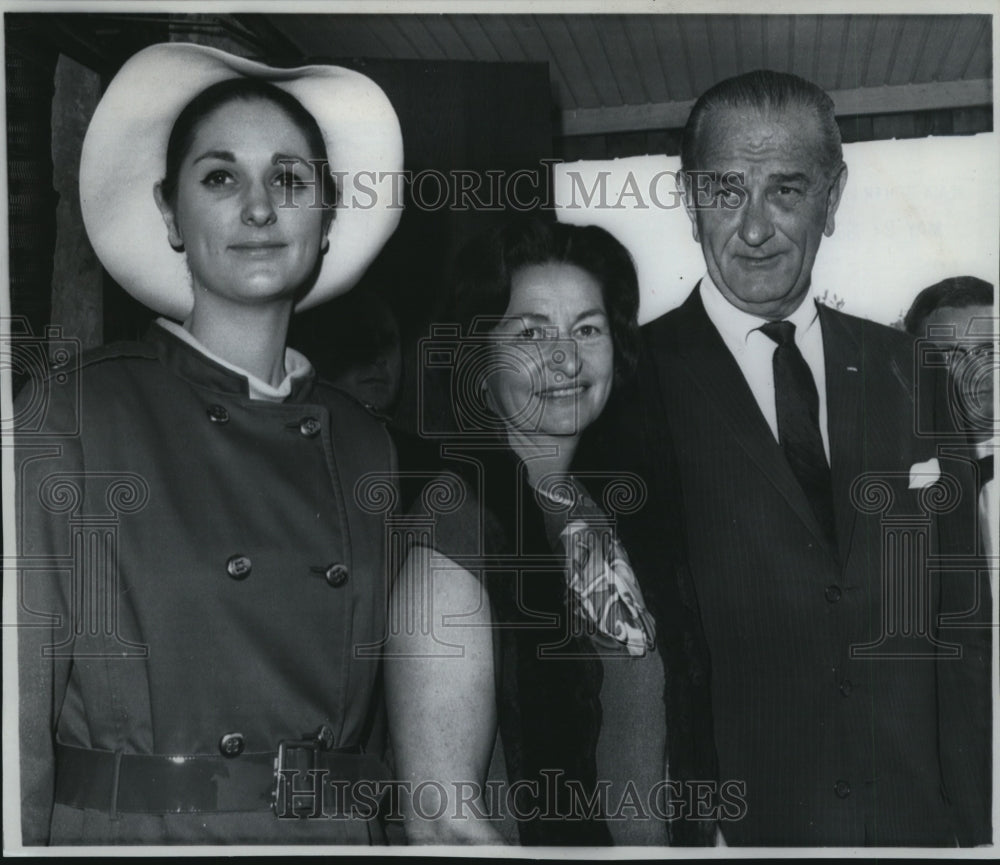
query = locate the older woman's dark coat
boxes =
[15,322,394,845]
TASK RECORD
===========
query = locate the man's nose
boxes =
[738,192,775,247]
[241,181,278,226]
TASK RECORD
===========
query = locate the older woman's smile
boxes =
[537,383,589,399]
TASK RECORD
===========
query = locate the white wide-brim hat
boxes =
[79,42,404,319]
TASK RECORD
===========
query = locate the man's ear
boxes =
[153,182,184,251]
[677,171,700,244]
[823,163,848,237]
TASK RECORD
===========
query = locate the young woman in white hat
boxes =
[15,42,403,845]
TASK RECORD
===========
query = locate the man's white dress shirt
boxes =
[699,276,830,461]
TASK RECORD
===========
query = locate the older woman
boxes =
[385,218,717,846]
[15,43,402,845]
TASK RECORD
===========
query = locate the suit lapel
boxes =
[663,289,834,552]
[818,305,863,568]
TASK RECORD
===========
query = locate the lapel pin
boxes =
[846,365,858,373]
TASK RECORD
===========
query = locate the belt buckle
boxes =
[272,725,334,817]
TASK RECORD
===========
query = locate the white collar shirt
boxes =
[698,274,830,462]
[156,317,312,402]
[974,436,998,590]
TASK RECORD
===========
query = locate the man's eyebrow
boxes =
[770,172,812,184]
[192,150,235,165]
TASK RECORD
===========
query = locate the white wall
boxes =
[555,133,998,327]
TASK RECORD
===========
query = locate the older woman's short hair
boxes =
[450,217,641,385]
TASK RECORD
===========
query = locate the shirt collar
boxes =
[699,273,820,345]
[154,317,313,402]
[975,435,1000,460]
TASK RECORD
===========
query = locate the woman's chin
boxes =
[539,404,599,438]
[511,419,587,441]
[194,279,302,309]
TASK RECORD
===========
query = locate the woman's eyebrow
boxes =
[192,149,235,164]
[273,152,311,167]
[574,307,607,322]
[503,312,550,323]
[191,150,311,166]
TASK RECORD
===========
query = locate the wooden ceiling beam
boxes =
[558,77,992,137]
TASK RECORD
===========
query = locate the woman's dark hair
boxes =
[450,217,641,385]
[159,77,337,213]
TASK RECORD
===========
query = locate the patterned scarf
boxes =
[538,479,657,657]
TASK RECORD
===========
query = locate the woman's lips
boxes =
[230,242,286,257]
[537,384,587,399]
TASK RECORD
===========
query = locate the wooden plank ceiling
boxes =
[266,13,992,136]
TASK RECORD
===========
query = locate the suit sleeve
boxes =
[574,332,720,846]
[927,359,993,845]
[14,379,80,845]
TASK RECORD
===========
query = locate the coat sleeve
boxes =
[362,419,399,765]
[573,333,720,846]
[928,362,993,846]
[14,376,81,846]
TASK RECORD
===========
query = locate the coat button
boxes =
[825,584,842,603]
[226,554,252,580]
[207,404,230,424]
[839,679,853,697]
[324,563,349,588]
[219,732,245,757]
[314,724,335,750]
[299,417,321,437]
[834,779,851,798]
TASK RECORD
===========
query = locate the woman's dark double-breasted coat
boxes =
[15,322,395,845]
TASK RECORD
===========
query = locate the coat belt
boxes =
[53,742,390,815]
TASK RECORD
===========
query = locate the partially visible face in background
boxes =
[924,303,996,436]
[328,304,403,415]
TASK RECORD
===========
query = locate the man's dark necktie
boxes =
[760,320,838,550]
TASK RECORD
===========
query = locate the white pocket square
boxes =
[908,457,941,489]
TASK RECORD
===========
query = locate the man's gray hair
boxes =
[681,69,843,177]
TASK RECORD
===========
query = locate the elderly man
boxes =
[607,70,991,846]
